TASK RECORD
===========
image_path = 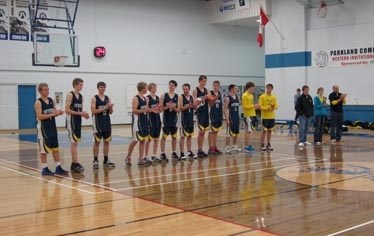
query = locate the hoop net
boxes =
[54,56,68,67]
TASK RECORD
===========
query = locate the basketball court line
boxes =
[0,161,282,236]
[326,220,374,236]
[80,156,310,186]
[113,158,327,191]
[0,196,132,220]
[0,159,116,193]
[0,164,97,195]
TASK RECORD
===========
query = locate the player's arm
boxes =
[273,97,278,110]
[52,99,64,117]
[145,96,152,113]
[241,94,254,111]
[259,96,267,111]
[224,96,230,125]
[208,91,217,107]
[132,97,147,114]
[91,96,105,114]
[159,94,168,111]
[34,100,61,120]
[108,98,114,114]
[173,97,180,112]
[179,95,186,111]
[132,97,140,114]
[65,92,85,116]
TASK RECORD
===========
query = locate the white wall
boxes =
[265,0,307,120]
[0,0,264,129]
[265,0,374,121]
[306,0,374,105]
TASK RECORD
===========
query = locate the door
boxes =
[18,85,37,129]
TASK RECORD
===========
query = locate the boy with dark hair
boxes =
[295,85,314,147]
[224,84,241,153]
[91,81,115,169]
[208,80,223,155]
[193,75,209,158]
[242,82,260,152]
[259,84,278,151]
[160,80,179,160]
[179,83,195,160]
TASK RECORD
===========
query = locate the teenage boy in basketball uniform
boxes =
[65,78,89,173]
[193,75,209,158]
[91,81,115,169]
[259,84,278,151]
[208,80,223,155]
[242,82,260,152]
[35,83,68,176]
[224,84,242,153]
[145,83,162,163]
[160,80,179,161]
[179,83,195,160]
[126,82,152,166]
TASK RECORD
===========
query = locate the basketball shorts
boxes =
[244,116,258,132]
[94,131,112,143]
[262,119,275,131]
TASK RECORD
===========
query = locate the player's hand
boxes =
[254,104,261,110]
[57,109,64,116]
[82,111,90,119]
[342,93,347,98]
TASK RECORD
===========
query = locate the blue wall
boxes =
[342,105,374,123]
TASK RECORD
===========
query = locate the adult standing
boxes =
[313,87,328,145]
[295,85,314,147]
[328,85,347,143]
[294,88,301,123]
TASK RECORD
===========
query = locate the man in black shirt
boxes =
[328,85,347,143]
[295,85,314,147]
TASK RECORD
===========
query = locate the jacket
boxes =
[295,94,314,117]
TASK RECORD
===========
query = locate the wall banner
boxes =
[0,0,8,40]
[9,0,30,41]
[312,47,374,68]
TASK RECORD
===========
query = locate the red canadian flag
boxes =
[257,7,269,47]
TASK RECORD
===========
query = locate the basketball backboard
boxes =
[32,32,80,67]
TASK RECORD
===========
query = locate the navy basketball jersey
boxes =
[210,91,223,122]
[228,95,240,123]
[163,93,178,127]
[196,87,208,113]
[38,97,57,138]
[133,95,148,132]
[93,95,111,133]
[67,91,82,129]
[181,94,194,128]
[147,94,161,128]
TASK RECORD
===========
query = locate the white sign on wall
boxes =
[312,46,374,68]
[218,0,250,14]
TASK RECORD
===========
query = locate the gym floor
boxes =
[0,125,373,235]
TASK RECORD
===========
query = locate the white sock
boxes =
[55,162,61,167]
[41,163,48,169]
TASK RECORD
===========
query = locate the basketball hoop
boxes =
[317,1,328,18]
[54,56,68,67]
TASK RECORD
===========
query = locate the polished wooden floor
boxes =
[0,125,373,236]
